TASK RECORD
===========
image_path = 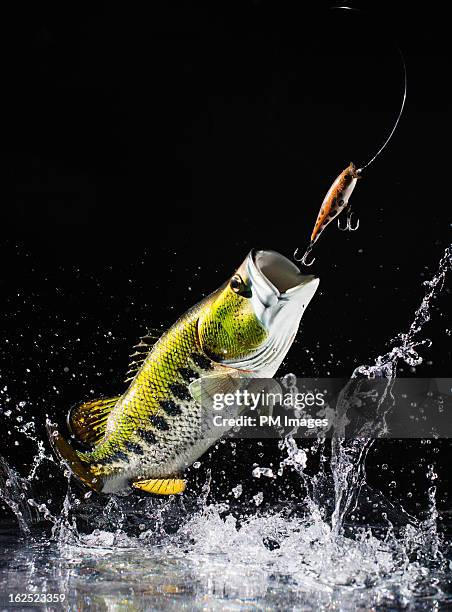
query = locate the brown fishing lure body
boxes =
[310,162,361,244]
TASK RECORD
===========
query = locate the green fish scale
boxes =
[77,283,267,479]
[79,304,203,464]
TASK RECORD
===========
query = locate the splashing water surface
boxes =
[1,247,452,611]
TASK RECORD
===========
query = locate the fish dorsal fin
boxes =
[124,329,161,383]
[68,396,120,446]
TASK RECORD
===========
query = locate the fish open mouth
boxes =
[252,250,316,295]
[225,249,320,371]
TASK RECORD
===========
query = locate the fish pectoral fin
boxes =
[188,371,239,406]
[190,375,282,417]
[132,478,186,495]
[68,396,120,447]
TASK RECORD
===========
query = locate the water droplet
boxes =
[253,492,263,506]
[231,484,242,499]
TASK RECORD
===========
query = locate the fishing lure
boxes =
[294,7,407,266]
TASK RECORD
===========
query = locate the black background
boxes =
[0,2,451,518]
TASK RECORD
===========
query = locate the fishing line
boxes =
[293,6,408,265]
[331,5,407,173]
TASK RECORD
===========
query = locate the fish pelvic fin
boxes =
[132,478,186,495]
[46,420,103,493]
[68,396,120,447]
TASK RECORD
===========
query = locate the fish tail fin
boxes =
[68,396,120,447]
[46,420,103,493]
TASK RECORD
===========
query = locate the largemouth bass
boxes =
[47,250,319,495]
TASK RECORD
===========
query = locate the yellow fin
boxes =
[188,371,239,405]
[189,374,281,414]
[132,478,186,495]
[68,396,120,446]
[46,421,103,492]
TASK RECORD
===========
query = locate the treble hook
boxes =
[294,244,315,266]
[337,209,360,231]
[337,215,349,231]
[348,211,360,231]
[302,251,316,266]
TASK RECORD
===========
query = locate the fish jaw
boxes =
[224,250,319,375]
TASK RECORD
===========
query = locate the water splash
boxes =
[0,455,37,533]
[327,245,452,538]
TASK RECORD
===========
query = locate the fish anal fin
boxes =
[68,396,120,447]
[132,478,186,495]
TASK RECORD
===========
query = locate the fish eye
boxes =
[230,274,252,298]
[230,274,243,293]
